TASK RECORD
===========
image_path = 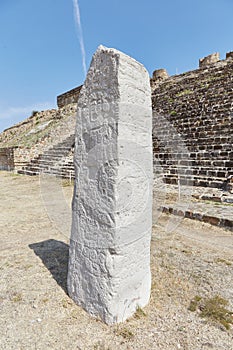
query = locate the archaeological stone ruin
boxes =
[67,46,153,324]
[0,51,232,192]
[151,51,233,190]
[0,49,233,230]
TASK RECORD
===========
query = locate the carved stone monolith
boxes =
[67,45,152,324]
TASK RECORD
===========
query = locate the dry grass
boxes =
[188,295,233,330]
[114,327,135,340]
[11,293,23,303]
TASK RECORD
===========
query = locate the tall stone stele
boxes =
[67,45,153,324]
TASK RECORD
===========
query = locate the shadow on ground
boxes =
[29,239,69,294]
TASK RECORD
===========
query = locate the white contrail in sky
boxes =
[72,0,87,76]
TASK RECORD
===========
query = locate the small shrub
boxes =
[93,341,111,350]
[70,310,79,319]
[62,298,73,308]
[134,305,147,319]
[24,263,33,270]
[188,295,233,330]
[199,296,233,330]
[41,298,49,303]
[169,110,177,116]
[115,327,134,340]
[215,258,232,266]
[176,89,193,97]
[62,179,74,187]
[188,295,202,312]
[11,293,23,302]
[31,110,38,117]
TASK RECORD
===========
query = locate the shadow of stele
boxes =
[29,239,69,294]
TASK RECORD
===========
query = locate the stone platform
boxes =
[155,184,233,231]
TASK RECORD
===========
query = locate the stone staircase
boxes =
[152,57,233,190]
[7,55,232,192]
[153,113,233,189]
[16,112,232,190]
[17,134,75,179]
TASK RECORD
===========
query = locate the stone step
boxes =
[163,173,225,188]
[153,121,232,133]
[155,150,233,160]
[18,167,75,179]
[60,164,74,169]
[17,169,39,176]
[154,158,233,167]
[37,156,72,164]
[154,132,231,145]
[17,132,75,179]
[154,150,232,161]
[41,150,73,158]
[24,160,74,171]
[153,115,232,130]
[154,139,233,149]
[157,136,231,146]
[154,164,232,178]
[42,169,75,178]
[48,142,74,149]
[160,205,233,231]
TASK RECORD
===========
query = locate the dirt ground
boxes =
[0,171,232,350]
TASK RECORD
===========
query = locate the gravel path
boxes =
[0,171,232,349]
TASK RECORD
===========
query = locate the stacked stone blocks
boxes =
[0,51,232,191]
[151,53,233,189]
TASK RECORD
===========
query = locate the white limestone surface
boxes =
[67,45,153,324]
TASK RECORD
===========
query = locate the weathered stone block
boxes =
[0,147,14,170]
[67,46,153,324]
[226,51,233,60]
[57,86,82,108]
[152,69,169,81]
[199,53,220,67]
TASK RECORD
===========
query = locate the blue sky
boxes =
[0,0,232,132]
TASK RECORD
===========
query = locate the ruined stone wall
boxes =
[0,104,77,170]
[1,52,232,188]
[0,148,14,170]
[57,86,82,108]
[0,109,57,148]
[151,53,233,188]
